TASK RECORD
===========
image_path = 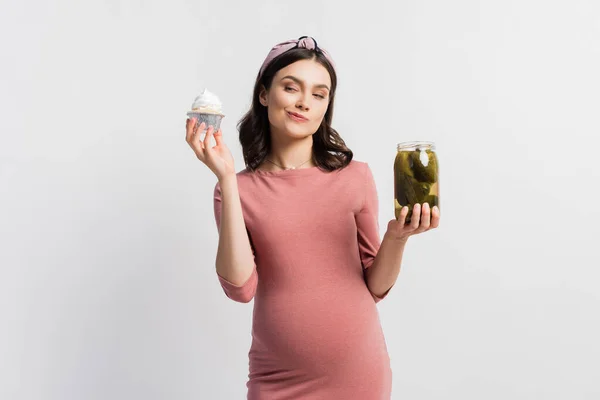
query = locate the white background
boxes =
[1,0,599,399]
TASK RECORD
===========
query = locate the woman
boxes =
[185,36,440,400]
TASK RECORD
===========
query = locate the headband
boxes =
[258,36,335,79]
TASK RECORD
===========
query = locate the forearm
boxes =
[365,233,408,297]
[215,175,255,286]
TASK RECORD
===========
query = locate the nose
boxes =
[295,92,310,112]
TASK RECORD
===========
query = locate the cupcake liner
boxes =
[186,112,224,131]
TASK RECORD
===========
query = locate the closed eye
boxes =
[286,85,326,99]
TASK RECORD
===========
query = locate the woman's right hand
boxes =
[186,118,236,181]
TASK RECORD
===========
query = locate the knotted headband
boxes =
[258,36,336,79]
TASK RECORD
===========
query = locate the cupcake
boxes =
[186,88,225,131]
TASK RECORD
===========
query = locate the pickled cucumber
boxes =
[394,152,413,180]
[410,177,431,198]
[396,173,418,205]
[411,150,438,183]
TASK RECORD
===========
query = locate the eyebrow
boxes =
[280,75,330,91]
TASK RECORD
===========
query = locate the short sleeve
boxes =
[213,181,258,303]
[355,163,392,303]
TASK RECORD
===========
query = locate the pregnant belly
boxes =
[250,284,389,376]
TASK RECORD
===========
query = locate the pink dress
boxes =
[213,160,393,400]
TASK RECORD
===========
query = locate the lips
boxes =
[287,111,308,122]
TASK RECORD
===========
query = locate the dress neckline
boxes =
[250,165,326,178]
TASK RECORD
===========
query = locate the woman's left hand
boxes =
[385,203,440,242]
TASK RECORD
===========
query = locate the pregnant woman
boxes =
[185,36,440,400]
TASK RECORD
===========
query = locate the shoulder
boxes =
[328,160,375,193]
[340,159,372,178]
[343,160,377,196]
[346,159,370,170]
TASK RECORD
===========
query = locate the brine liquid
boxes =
[394,149,440,223]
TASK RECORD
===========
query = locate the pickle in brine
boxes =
[411,150,438,184]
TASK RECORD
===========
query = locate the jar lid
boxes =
[397,141,436,151]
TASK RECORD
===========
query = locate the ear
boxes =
[259,85,268,107]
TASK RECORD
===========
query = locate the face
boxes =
[259,59,332,140]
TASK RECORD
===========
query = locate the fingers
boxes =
[185,118,197,143]
[390,203,439,240]
[417,203,431,232]
[398,205,409,224]
[186,118,204,143]
[187,119,207,159]
[409,203,421,231]
[203,125,215,152]
[213,129,223,147]
[410,203,438,233]
[430,206,440,229]
[193,122,206,146]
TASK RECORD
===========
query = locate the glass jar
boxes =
[394,141,440,223]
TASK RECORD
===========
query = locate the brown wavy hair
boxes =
[237,47,353,172]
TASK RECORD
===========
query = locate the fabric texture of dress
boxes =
[213,160,393,400]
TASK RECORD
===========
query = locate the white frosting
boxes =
[191,88,223,113]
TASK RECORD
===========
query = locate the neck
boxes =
[262,131,316,171]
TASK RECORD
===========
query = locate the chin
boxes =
[283,122,317,138]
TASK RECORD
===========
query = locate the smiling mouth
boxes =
[287,111,308,122]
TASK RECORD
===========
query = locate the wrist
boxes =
[383,231,409,244]
[218,173,237,185]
